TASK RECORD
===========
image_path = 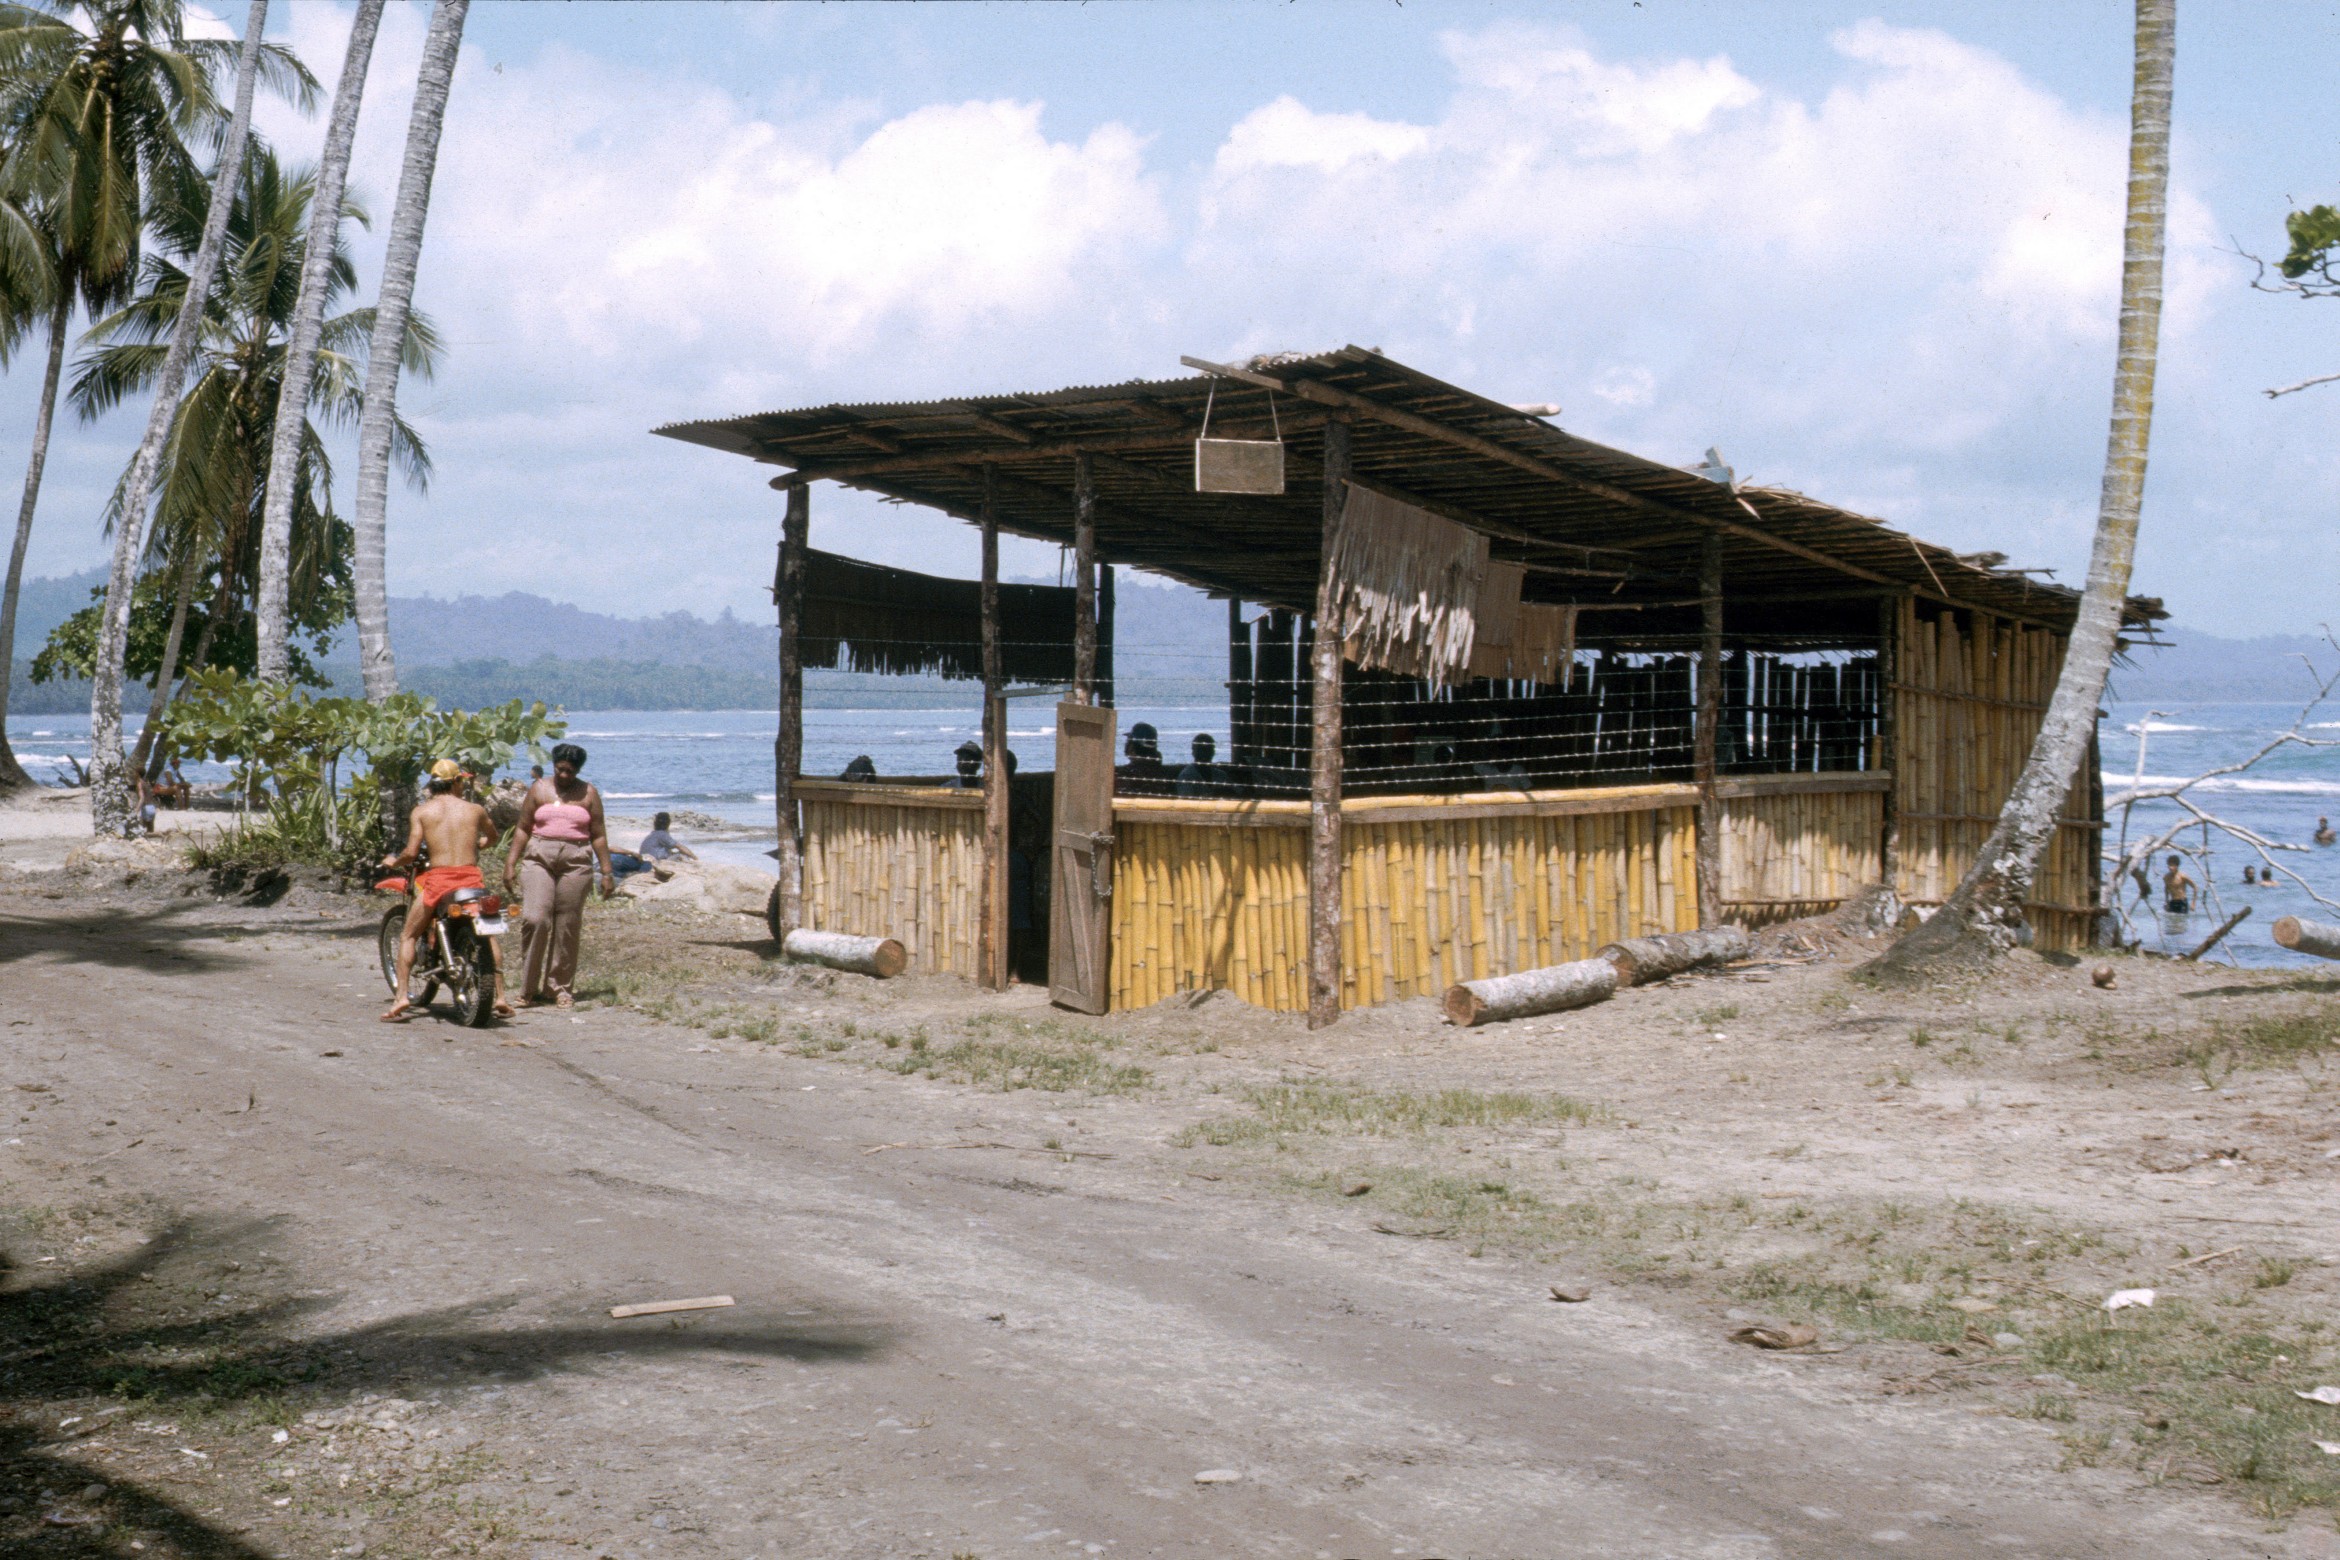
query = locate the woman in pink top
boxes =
[504,742,615,1007]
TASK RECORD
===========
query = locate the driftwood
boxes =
[1443,956,1617,1026]
[1595,926,1751,986]
[781,929,906,978]
[2181,904,2251,962]
[2272,915,2340,961]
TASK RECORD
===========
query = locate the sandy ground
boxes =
[5,843,2340,1558]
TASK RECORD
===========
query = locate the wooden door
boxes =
[1049,701,1116,1013]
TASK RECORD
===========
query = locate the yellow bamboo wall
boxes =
[1110,787,1699,1013]
[1893,599,2098,951]
[1717,779,1886,929]
[799,783,984,976]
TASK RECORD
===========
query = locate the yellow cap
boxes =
[429,758,463,782]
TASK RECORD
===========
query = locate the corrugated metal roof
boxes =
[654,346,2160,640]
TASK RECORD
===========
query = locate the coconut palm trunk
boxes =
[87,0,270,837]
[1874,0,2172,977]
[351,0,467,703]
[0,296,71,793]
[128,541,203,777]
[253,0,384,686]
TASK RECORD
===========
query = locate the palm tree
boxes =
[0,186,56,789]
[60,146,436,771]
[254,0,384,687]
[1873,0,2174,977]
[0,0,228,793]
[87,0,271,836]
[352,0,468,703]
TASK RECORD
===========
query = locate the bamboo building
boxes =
[656,348,2163,1025]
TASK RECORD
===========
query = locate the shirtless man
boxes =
[2161,853,2196,917]
[381,760,514,1022]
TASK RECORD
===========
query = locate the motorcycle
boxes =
[375,870,508,1027]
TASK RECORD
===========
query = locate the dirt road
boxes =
[2,886,2329,1558]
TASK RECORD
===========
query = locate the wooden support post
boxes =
[774,481,808,937]
[1098,563,1116,708]
[1695,533,1723,928]
[1308,417,1350,1029]
[1073,450,1097,704]
[979,466,1009,992]
[1876,594,1901,898]
[1227,598,1251,766]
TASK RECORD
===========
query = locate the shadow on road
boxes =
[1,1217,892,1556]
[0,902,372,975]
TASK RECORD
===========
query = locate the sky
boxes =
[8,0,2340,639]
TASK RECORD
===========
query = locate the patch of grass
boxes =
[2254,1257,2296,1289]
[881,1019,1146,1095]
[1176,1081,1602,1148]
[1694,1003,1741,1027]
[2209,1006,2339,1067]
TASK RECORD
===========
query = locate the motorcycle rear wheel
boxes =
[447,927,499,1028]
[378,906,438,1007]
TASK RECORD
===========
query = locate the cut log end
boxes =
[2273,915,2340,960]
[1595,925,1752,987]
[1442,957,1616,1027]
[782,928,907,978]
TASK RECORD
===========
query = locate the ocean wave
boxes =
[2109,772,2340,798]
[2124,721,2204,733]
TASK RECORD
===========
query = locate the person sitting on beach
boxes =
[158,757,190,809]
[638,811,698,863]
[842,755,877,781]
[1176,732,1221,798]
[2162,854,2195,916]
[2317,816,2336,846]
[1119,723,1170,795]
[382,760,513,1023]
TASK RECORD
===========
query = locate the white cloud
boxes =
[1215,97,1429,177]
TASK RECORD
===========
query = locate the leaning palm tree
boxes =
[0,187,56,789]
[1873,0,2175,976]
[87,0,270,836]
[0,0,232,792]
[351,0,468,702]
[60,145,435,770]
[253,0,384,687]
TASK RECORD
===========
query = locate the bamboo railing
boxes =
[1716,772,1888,929]
[1109,784,1699,1012]
[798,780,984,976]
[1891,598,2098,951]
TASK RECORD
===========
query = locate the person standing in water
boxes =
[505,743,615,1008]
[2317,816,2336,846]
[2162,853,2195,916]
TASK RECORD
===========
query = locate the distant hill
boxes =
[5,570,1232,714]
[2110,629,2339,704]
[13,562,2312,715]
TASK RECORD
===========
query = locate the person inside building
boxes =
[949,740,983,788]
[1176,732,1221,798]
[842,754,877,781]
[1118,722,1170,795]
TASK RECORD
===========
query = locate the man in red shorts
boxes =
[381,760,513,1022]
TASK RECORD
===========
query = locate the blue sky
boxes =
[9,0,2340,638]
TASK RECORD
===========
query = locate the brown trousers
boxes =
[519,839,594,999]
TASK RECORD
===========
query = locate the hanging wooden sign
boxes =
[1191,378,1286,494]
[1194,437,1285,494]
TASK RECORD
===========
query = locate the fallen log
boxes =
[2272,915,2340,961]
[1594,926,1751,986]
[1442,956,1617,1027]
[782,929,907,978]
[2181,904,2251,961]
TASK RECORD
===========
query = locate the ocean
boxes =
[10,698,2335,965]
